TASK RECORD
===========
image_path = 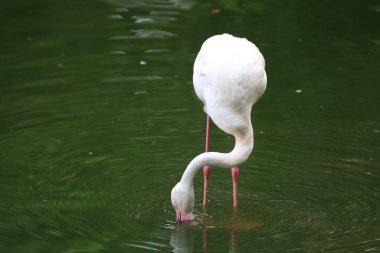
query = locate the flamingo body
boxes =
[171,34,266,221]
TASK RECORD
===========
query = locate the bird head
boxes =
[171,181,195,222]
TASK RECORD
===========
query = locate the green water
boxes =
[1,0,379,252]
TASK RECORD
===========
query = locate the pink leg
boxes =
[232,166,239,207]
[203,115,211,207]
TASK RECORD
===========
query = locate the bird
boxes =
[171,33,267,221]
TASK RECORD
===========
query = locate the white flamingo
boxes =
[171,34,267,221]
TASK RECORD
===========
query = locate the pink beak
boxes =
[175,209,195,222]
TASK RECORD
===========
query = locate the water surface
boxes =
[0,0,379,252]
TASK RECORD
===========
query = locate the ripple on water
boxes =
[145,48,171,54]
[104,0,196,10]
[132,15,177,24]
[110,29,176,40]
[103,75,171,83]
[172,145,380,251]
[1,0,378,251]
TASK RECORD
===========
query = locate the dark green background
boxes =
[0,0,379,252]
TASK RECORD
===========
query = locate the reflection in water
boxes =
[171,210,262,253]
[170,221,239,253]
[170,223,195,253]
[202,225,238,253]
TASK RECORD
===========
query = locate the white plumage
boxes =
[171,34,267,221]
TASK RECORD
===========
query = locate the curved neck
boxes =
[180,122,254,186]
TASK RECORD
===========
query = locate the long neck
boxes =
[180,122,254,186]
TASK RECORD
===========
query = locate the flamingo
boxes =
[171,34,267,221]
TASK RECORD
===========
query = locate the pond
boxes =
[0,0,379,252]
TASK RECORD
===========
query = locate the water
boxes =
[1,0,379,252]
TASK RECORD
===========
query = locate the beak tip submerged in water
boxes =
[175,210,195,222]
